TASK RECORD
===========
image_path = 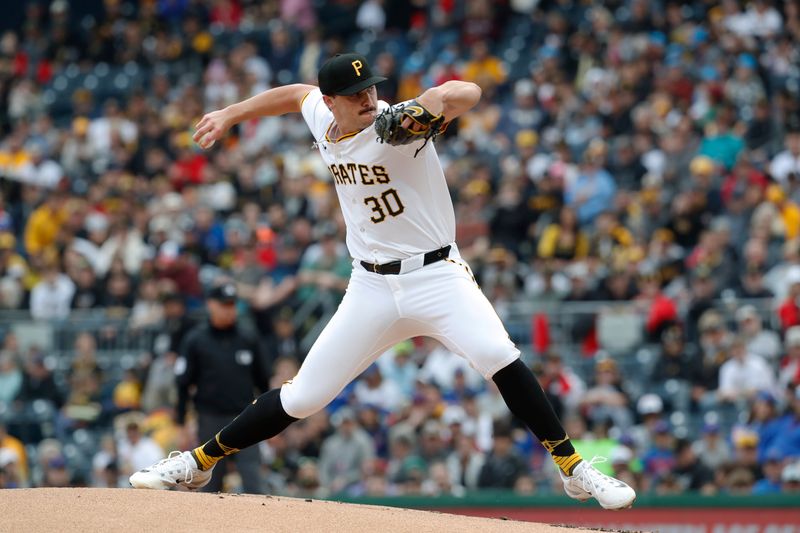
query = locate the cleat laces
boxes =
[153,451,195,484]
[574,456,617,495]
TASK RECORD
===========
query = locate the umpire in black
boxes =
[175,281,270,493]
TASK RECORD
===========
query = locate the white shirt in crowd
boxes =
[718,352,776,399]
[88,116,137,155]
[95,229,150,277]
[745,330,782,361]
[725,6,782,37]
[418,346,485,393]
[353,377,404,412]
[769,150,800,186]
[117,436,164,474]
[29,274,76,320]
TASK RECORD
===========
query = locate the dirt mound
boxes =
[1,488,595,533]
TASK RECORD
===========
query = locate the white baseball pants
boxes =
[280,244,520,419]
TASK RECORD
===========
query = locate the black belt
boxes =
[361,245,451,275]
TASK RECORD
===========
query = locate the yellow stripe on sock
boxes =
[216,434,239,456]
[541,437,570,453]
[553,453,583,476]
[192,447,216,471]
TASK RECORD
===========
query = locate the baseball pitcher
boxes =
[130,53,636,510]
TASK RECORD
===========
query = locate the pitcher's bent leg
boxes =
[194,268,407,473]
[426,260,581,475]
[280,272,412,418]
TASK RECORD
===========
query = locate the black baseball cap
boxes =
[207,282,237,303]
[318,53,387,96]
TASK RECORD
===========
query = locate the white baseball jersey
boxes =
[300,88,455,264]
[279,86,520,421]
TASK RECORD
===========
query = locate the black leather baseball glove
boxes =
[374,100,445,157]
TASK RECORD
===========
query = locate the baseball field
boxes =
[0,488,595,533]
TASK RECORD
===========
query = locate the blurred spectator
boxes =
[461,41,506,91]
[291,457,327,498]
[296,225,350,303]
[150,292,194,360]
[422,460,464,496]
[15,352,62,408]
[565,145,617,225]
[736,304,781,361]
[0,232,28,302]
[753,448,786,494]
[318,407,374,494]
[116,418,164,480]
[579,358,633,430]
[744,391,785,463]
[782,461,800,492]
[717,335,777,403]
[113,369,142,413]
[356,405,388,460]
[29,253,75,320]
[724,54,766,122]
[95,220,149,278]
[418,339,483,395]
[91,434,119,488]
[477,419,527,489]
[731,437,762,490]
[629,393,666,452]
[780,326,800,389]
[590,212,635,265]
[140,349,179,414]
[69,261,102,311]
[536,206,589,261]
[537,352,586,415]
[697,109,745,171]
[692,422,734,475]
[777,266,800,331]
[634,267,678,342]
[768,386,800,460]
[414,420,449,468]
[650,324,700,386]
[0,351,22,403]
[769,126,800,187]
[376,341,418,397]
[693,310,731,408]
[356,0,385,32]
[23,189,68,257]
[642,421,676,479]
[354,365,404,414]
[0,423,27,484]
[673,438,716,494]
[446,434,485,491]
[41,456,72,487]
[736,263,774,299]
[129,278,164,330]
[725,465,756,495]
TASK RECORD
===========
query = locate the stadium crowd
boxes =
[2,0,800,497]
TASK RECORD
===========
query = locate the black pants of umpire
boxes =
[197,412,263,494]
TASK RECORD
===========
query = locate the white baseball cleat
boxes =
[560,457,636,510]
[129,451,213,490]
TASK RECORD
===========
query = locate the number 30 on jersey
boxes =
[364,188,405,223]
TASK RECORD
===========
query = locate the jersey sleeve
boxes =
[301,88,333,142]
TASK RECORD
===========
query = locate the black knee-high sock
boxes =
[192,389,297,470]
[492,358,583,475]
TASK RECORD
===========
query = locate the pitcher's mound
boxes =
[1,488,594,533]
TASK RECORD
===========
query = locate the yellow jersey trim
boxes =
[299,89,313,109]
[324,121,363,143]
